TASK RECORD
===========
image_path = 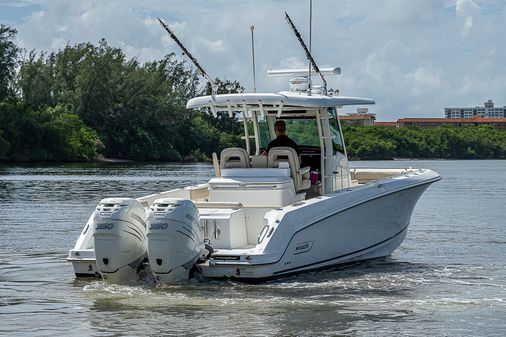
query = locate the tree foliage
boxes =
[0,26,244,162]
[342,125,506,160]
[0,25,505,162]
[0,24,20,101]
[0,101,100,161]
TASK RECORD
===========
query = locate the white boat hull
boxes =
[69,169,439,283]
[68,259,99,277]
[199,170,439,281]
[67,214,99,277]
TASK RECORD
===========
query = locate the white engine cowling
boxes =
[93,198,147,284]
[147,198,204,284]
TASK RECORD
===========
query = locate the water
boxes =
[0,160,505,336]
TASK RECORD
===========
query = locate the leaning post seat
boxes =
[208,168,298,207]
[267,147,311,192]
[220,148,250,169]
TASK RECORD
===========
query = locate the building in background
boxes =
[339,108,376,126]
[391,117,506,131]
[340,102,506,131]
[374,121,397,127]
[444,100,506,119]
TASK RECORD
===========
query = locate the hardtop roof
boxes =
[186,92,375,111]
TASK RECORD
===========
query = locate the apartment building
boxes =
[444,100,506,119]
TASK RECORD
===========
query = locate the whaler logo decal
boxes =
[294,240,314,255]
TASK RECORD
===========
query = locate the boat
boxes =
[67,15,441,284]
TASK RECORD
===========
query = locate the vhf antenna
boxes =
[250,25,257,93]
[158,18,218,96]
[308,0,312,91]
[284,11,327,95]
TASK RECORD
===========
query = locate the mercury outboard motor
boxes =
[147,198,204,284]
[93,198,147,284]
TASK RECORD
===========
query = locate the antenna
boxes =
[284,11,327,95]
[250,25,257,93]
[158,18,218,95]
[308,0,312,89]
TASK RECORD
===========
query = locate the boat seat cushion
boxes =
[267,147,310,191]
[220,148,250,169]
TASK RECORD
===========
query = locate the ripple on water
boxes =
[1,161,506,337]
[69,258,506,318]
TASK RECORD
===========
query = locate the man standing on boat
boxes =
[263,120,299,154]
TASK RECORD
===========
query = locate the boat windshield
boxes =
[258,111,345,153]
[259,116,320,149]
[328,108,345,154]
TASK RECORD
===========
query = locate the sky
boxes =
[1,0,505,120]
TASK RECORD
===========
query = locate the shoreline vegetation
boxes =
[1,25,506,163]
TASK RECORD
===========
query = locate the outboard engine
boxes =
[147,198,204,284]
[93,198,148,284]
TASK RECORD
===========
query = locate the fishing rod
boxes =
[158,18,218,95]
[284,11,327,94]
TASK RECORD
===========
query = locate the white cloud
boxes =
[50,37,66,50]
[412,68,442,88]
[456,0,480,37]
[192,37,225,53]
[0,1,31,8]
[456,0,479,14]
[279,56,306,69]
[6,0,506,120]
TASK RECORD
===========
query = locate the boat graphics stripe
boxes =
[181,225,197,240]
[272,224,408,275]
[122,229,142,242]
[176,229,195,243]
[212,178,437,268]
[127,224,144,239]
[270,176,438,261]
[319,174,441,227]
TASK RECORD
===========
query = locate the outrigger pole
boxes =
[157,18,218,95]
[284,11,327,95]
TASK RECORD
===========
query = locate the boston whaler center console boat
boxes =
[67,14,441,284]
